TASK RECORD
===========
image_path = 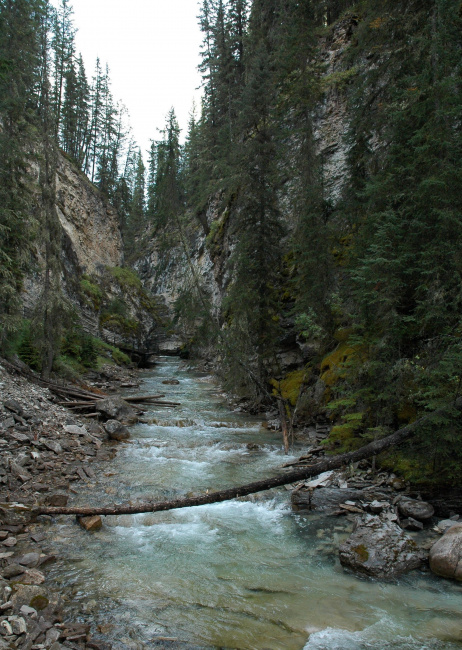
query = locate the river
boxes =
[47,357,462,649]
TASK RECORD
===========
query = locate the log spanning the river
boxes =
[35,413,436,518]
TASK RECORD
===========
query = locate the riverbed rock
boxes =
[95,397,137,424]
[429,523,462,581]
[77,515,102,532]
[397,497,434,521]
[339,514,425,578]
[103,420,130,441]
[162,379,180,385]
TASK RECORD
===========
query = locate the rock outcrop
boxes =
[24,153,124,316]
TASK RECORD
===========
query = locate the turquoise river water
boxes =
[46,357,462,649]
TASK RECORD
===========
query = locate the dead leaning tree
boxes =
[35,409,444,518]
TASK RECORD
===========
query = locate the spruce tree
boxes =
[0,0,43,350]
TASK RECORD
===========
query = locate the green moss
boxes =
[107,266,142,292]
[99,312,140,336]
[320,342,362,388]
[30,595,49,611]
[205,208,230,254]
[95,340,131,366]
[322,67,358,91]
[271,369,308,406]
[79,275,103,310]
[353,544,369,562]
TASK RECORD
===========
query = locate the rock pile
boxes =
[0,360,115,649]
[288,442,461,581]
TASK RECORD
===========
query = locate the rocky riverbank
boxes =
[287,446,462,580]
[0,359,141,650]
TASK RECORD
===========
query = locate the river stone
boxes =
[95,397,137,424]
[19,569,45,585]
[45,493,69,507]
[103,420,130,441]
[338,514,424,578]
[63,425,87,436]
[429,523,462,581]
[39,439,62,454]
[436,518,461,533]
[2,564,25,579]
[397,497,434,521]
[10,585,48,612]
[8,615,27,635]
[17,553,41,567]
[400,517,424,531]
[77,515,102,531]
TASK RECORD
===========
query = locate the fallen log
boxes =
[123,394,165,403]
[34,412,437,517]
[2,358,106,400]
[51,387,102,401]
[56,400,100,407]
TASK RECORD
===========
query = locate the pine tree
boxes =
[36,0,70,377]
[0,0,43,349]
[151,108,183,232]
[125,148,146,256]
[51,0,75,139]
[221,0,284,395]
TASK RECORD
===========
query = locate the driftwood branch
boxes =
[35,413,433,518]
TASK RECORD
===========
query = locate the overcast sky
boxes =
[50,0,204,155]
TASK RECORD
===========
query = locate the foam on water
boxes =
[303,615,459,649]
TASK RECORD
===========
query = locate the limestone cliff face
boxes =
[313,15,357,204]
[137,17,357,359]
[23,153,124,319]
[55,154,123,276]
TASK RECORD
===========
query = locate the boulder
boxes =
[103,420,130,441]
[77,515,102,531]
[397,497,434,521]
[429,523,462,581]
[339,514,425,578]
[95,397,137,424]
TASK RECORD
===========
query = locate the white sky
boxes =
[51,0,204,155]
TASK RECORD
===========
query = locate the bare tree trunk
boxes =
[35,411,437,518]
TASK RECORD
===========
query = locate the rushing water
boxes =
[46,358,462,649]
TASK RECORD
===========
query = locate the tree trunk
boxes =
[35,412,434,518]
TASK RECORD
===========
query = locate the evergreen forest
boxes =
[1,0,462,488]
